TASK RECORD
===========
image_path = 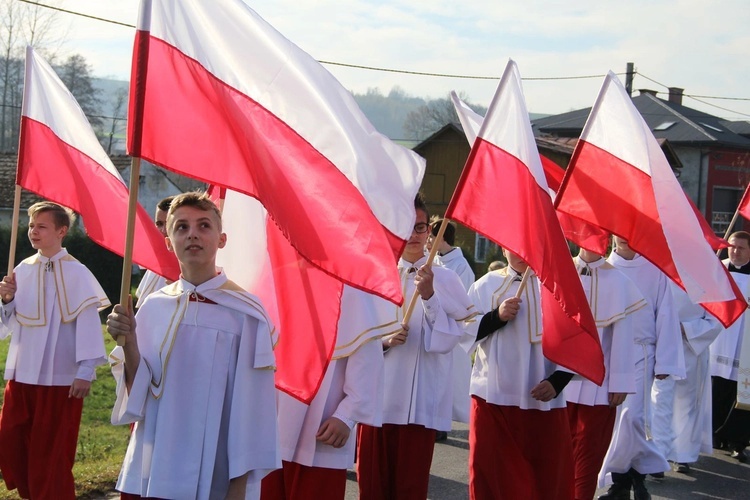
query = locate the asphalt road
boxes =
[344,422,750,499]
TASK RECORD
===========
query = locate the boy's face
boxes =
[28,211,67,257]
[166,205,226,270]
[402,209,429,260]
[154,207,169,238]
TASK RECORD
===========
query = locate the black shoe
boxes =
[435,431,448,442]
[731,449,748,463]
[649,472,664,479]
[597,484,631,500]
[598,473,632,500]
[674,462,691,473]
[630,469,652,500]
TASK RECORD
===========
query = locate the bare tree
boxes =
[0,0,63,151]
[57,53,103,131]
[403,92,487,141]
[106,87,128,154]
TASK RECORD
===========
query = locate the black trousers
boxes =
[712,376,750,450]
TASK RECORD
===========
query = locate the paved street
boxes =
[344,422,750,499]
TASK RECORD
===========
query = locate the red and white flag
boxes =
[129,0,424,305]
[451,93,610,255]
[737,184,750,222]
[556,71,745,327]
[446,61,604,385]
[17,46,179,281]
[214,188,395,403]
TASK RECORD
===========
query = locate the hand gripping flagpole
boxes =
[399,218,450,329]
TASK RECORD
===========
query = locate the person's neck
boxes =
[731,259,750,268]
[615,249,636,261]
[180,265,217,287]
[509,264,528,275]
[401,251,424,265]
[578,252,602,264]
[39,246,62,258]
[438,243,453,255]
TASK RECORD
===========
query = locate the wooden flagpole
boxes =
[717,209,741,256]
[515,267,532,298]
[399,218,450,328]
[116,157,142,346]
[4,186,22,302]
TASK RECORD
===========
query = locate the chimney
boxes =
[668,87,684,105]
[638,89,658,97]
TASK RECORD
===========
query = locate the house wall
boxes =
[117,162,183,221]
[705,148,750,234]
[414,128,483,264]
[672,146,703,209]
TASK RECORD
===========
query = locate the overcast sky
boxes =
[51,0,750,121]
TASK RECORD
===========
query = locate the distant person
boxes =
[107,192,278,498]
[598,236,684,500]
[710,231,750,463]
[566,247,641,500]
[134,195,175,307]
[260,288,387,500]
[467,249,575,499]
[427,218,475,435]
[357,194,476,499]
[0,201,110,499]
[651,284,720,473]
[487,260,505,272]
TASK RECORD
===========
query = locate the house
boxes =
[0,152,204,228]
[413,123,502,270]
[532,88,750,235]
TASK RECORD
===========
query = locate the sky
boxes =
[35,0,750,121]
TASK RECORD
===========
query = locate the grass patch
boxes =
[0,327,129,499]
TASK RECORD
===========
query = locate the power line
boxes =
[18,0,134,28]
[15,1,750,117]
[13,0,619,82]
[636,72,750,118]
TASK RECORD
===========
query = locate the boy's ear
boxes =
[218,232,227,249]
[165,236,174,253]
[58,225,69,239]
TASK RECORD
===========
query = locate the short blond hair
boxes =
[167,191,222,232]
[28,201,76,228]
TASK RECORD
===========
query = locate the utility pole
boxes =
[625,62,634,96]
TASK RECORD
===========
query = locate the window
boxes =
[475,234,497,263]
[712,186,744,235]
[653,121,676,131]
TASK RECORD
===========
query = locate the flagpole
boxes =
[400,218,450,328]
[515,267,532,298]
[717,209,741,256]
[116,157,142,346]
[4,186,22,300]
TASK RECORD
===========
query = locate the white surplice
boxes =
[651,284,722,463]
[381,256,477,432]
[0,249,108,385]
[564,257,643,406]
[710,267,749,382]
[599,252,684,485]
[110,273,278,499]
[467,267,566,411]
[276,286,390,470]
[134,269,168,308]
[435,247,476,423]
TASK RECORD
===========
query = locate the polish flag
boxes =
[214,188,394,403]
[17,46,179,281]
[556,72,745,327]
[451,92,610,255]
[737,184,750,222]
[129,0,424,305]
[446,61,604,385]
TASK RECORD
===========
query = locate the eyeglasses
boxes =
[413,223,429,234]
